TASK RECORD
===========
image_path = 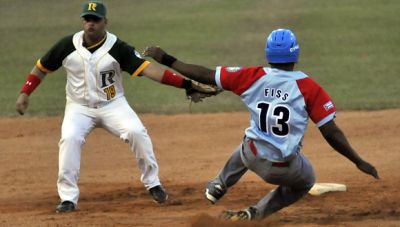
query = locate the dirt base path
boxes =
[1,110,399,226]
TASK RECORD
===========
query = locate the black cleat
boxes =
[205,182,226,204]
[220,207,257,221]
[149,185,168,204]
[55,201,75,213]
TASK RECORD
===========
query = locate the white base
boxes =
[308,183,347,196]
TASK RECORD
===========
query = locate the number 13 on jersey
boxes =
[257,102,290,137]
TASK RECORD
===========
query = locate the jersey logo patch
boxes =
[100,70,115,88]
[323,101,334,111]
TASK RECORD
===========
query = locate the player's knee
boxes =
[120,125,148,144]
[125,125,148,140]
[59,134,85,147]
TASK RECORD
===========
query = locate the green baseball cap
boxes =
[80,1,107,18]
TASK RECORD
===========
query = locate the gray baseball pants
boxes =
[211,136,315,219]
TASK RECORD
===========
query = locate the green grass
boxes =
[295,0,400,110]
[1,0,399,116]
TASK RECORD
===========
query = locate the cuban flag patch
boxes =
[323,101,334,111]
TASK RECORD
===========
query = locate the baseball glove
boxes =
[185,80,222,103]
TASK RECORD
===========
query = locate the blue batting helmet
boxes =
[265,29,299,64]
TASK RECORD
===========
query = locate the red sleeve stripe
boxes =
[296,77,336,124]
[220,66,266,96]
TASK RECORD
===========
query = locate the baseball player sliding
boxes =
[15,1,215,213]
[144,29,379,221]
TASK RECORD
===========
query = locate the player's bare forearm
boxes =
[319,120,362,164]
[31,66,47,79]
[141,62,165,82]
[171,60,216,85]
[143,46,216,85]
[16,66,47,115]
[319,120,379,179]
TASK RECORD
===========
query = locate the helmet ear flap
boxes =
[265,29,299,64]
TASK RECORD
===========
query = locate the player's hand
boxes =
[16,93,29,115]
[356,160,379,179]
[143,46,166,64]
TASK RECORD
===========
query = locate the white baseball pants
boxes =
[57,97,161,205]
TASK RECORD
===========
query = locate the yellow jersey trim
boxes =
[36,59,52,73]
[132,61,150,77]
[87,35,107,50]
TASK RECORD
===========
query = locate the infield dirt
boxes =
[1,110,399,226]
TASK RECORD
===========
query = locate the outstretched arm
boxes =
[319,120,379,179]
[140,62,219,103]
[16,66,47,115]
[143,46,216,85]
